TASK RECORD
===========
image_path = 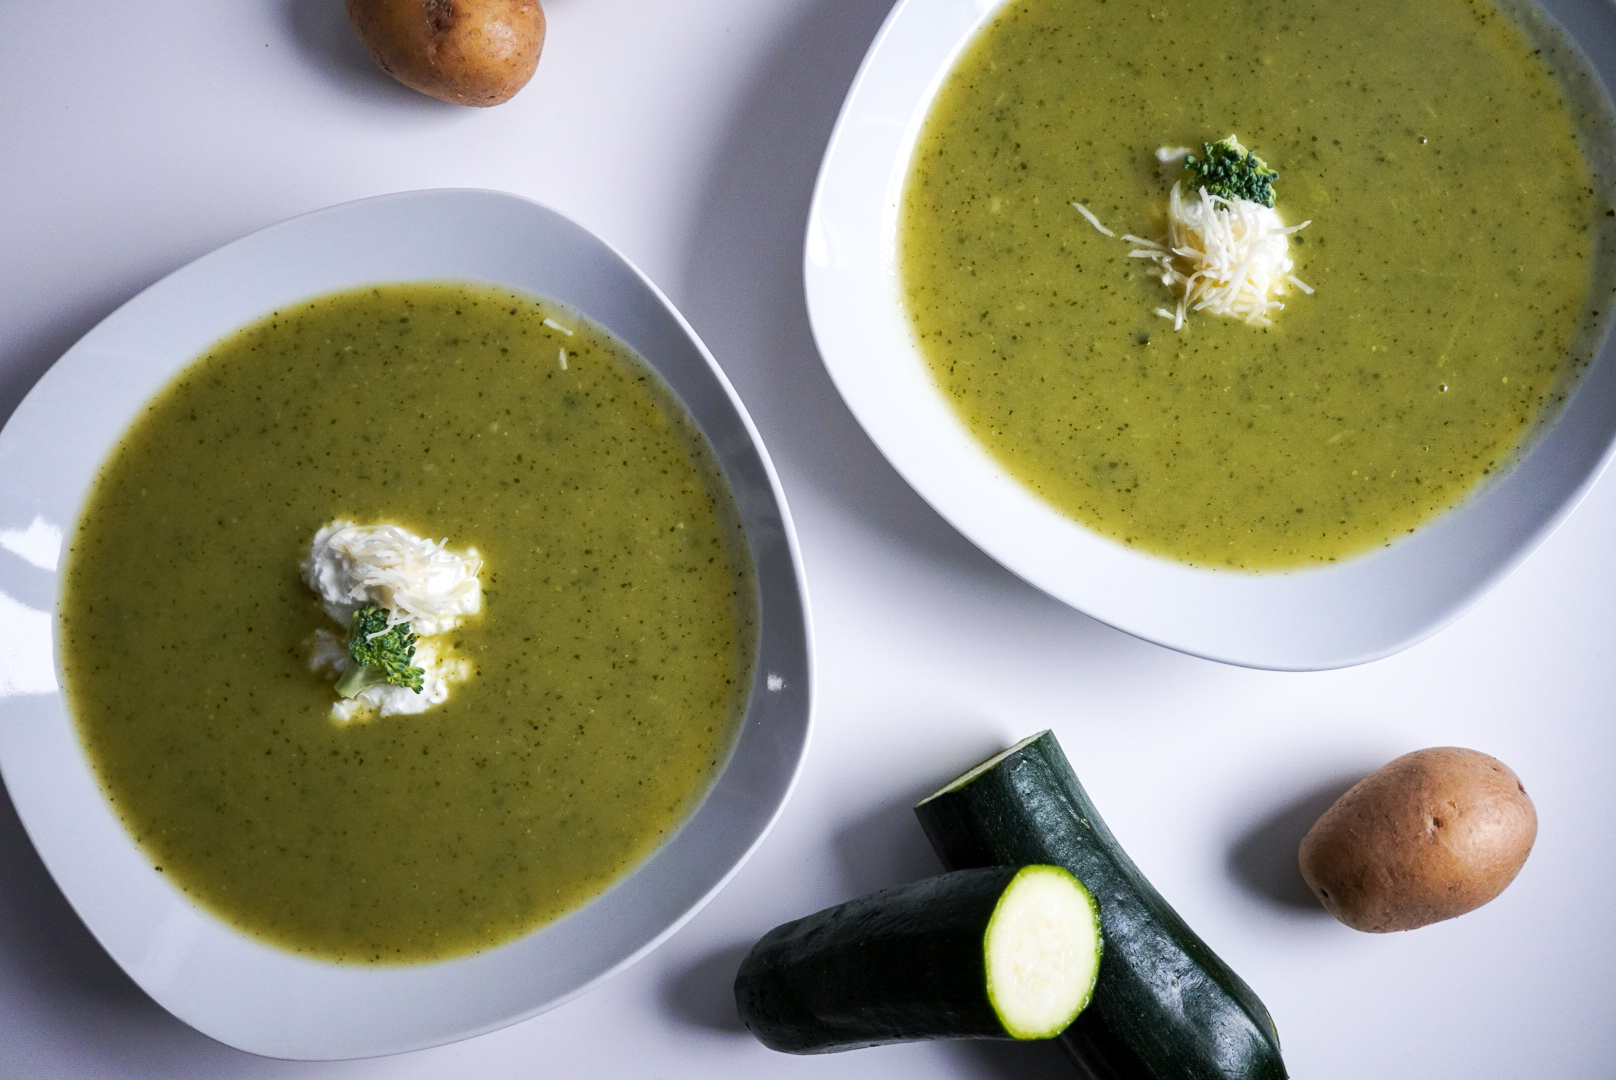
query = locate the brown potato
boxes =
[347,0,546,107]
[1298,747,1536,932]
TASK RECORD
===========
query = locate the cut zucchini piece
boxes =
[734,864,1101,1054]
[916,731,1288,1080]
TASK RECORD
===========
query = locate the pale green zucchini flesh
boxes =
[985,864,1103,1038]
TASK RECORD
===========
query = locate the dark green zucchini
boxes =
[734,864,1102,1054]
[915,732,1287,1080]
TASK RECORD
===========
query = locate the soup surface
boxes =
[63,283,757,963]
[902,0,1616,568]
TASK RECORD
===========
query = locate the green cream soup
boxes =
[902,0,1616,568]
[63,283,757,963]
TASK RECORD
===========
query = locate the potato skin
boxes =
[1298,747,1536,932]
[347,0,546,107]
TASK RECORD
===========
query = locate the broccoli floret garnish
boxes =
[334,603,424,698]
[1184,135,1280,208]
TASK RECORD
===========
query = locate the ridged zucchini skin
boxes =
[735,865,1048,1053]
[915,731,1287,1080]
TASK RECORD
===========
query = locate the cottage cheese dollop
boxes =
[303,521,482,721]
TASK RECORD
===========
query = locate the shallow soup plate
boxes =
[805,0,1616,670]
[0,189,812,1059]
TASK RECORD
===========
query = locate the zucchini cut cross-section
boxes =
[985,864,1104,1038]
[734,864,1102,1054]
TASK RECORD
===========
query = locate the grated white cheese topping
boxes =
[1071,201,1116,237]
[303,521,482,636]
[1124,182,1311,331]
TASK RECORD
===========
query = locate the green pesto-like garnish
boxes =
[1184,136,1280,208]
[334,603,424,697]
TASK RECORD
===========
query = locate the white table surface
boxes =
[2,1,1613,1077]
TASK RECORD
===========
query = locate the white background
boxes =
[2,1,1613,1076]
